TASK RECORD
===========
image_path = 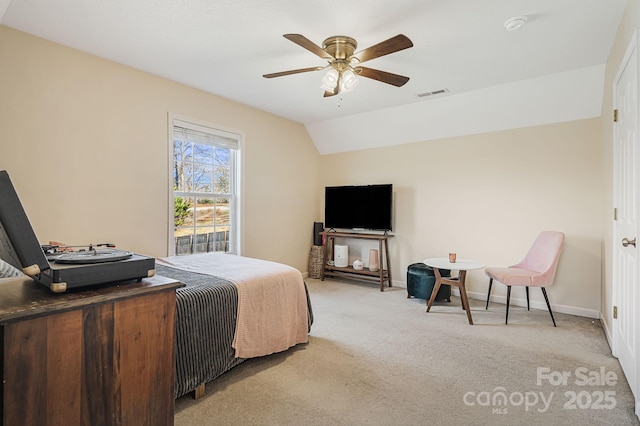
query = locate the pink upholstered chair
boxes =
[485,231,565,326]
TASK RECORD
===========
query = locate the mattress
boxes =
[156,257,313,398]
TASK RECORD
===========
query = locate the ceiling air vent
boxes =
[416,88,449,98]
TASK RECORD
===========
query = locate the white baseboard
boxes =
[476,293,600,319]
[600,312,614,352]
[350,279,601,319]
[452,288,600,319]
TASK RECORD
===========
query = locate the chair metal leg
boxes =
[526,286,530,311]
[486,278,493,310]
[541,288,557,327]
[505,286,511,324]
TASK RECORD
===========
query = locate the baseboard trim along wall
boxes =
[307,278,601,320]
[463,289,600,319]
[600,312,613,350]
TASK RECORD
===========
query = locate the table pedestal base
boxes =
[426,269,473,325]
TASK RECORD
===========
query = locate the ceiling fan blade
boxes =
[351,34,413,64]
[357,67,410,87]
[263,66,324,79]
[283,34,334,60]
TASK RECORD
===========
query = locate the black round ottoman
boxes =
[406,263,451,301]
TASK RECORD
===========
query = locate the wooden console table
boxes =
[321,231,393,291]
[0,275,183,426]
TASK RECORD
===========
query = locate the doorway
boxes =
[612,29,640,419]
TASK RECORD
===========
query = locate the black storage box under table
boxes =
[407,262,451,301]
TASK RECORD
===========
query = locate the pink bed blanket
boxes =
[156,253,309,358]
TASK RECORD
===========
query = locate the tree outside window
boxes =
[170,120,239,255]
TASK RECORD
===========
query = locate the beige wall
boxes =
[320,119,603,317]
[0,23,610,318]
[600,0,640,341]
[0,26,321,271]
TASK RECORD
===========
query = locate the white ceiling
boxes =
[0,0,628,154]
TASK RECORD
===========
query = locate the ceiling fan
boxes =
[263,34,413,97]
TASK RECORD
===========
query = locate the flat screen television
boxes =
[324,184,393,231]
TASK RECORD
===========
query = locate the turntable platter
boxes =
[53,249,133,264]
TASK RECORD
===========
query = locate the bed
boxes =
[155,253,313,399]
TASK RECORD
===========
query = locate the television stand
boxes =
[320,231,393,291]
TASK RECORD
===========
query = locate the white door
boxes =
[613,31,639,418]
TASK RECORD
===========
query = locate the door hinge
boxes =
[614,306,618,319]
[614,207,618,221]
[614,109,619,122]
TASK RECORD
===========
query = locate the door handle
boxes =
[622,237,637,248]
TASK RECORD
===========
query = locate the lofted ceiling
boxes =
[0,0,628,154]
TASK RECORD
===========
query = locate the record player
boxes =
[0,170,155,293]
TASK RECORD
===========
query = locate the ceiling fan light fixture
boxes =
[339,69,359,93]
[321,68,339,91]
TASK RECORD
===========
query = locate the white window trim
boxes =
[167,112,243,256]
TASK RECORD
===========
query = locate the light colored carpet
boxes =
[175,278,639,425]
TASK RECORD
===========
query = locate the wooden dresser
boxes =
[0,275,183,426]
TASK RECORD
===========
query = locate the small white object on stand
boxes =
[334,245,349,267]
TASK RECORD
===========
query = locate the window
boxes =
[169,115,241,255]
